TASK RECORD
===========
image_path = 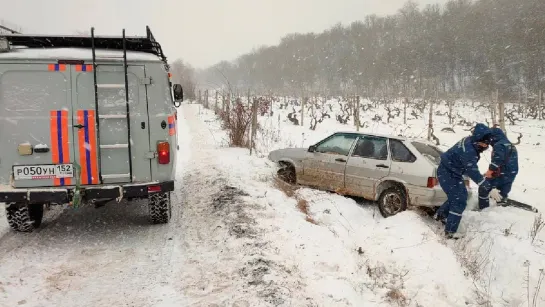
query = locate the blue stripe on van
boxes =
[56,110,65,186]
[84,110,92,185]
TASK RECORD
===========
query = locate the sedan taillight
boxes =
[427,177,438,188]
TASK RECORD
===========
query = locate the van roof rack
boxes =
[0,25,168,67]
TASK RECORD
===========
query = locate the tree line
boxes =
[199,0,545,102]
[171,59,197,100]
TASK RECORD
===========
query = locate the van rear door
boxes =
[71,63,151,185]
[0,63,76,189]
[0,61,151,189]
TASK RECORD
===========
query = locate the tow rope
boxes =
[71,162,82,208]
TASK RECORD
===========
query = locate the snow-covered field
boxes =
[197,96,545,307]
[0,100,544,307]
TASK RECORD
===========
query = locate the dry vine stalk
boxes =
[336,101,351,124]
[430,127,440,145]
[310,110,330,131]
[287,107,299,125]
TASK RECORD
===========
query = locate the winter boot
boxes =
[433,212,446,225]
[445,231,463,240]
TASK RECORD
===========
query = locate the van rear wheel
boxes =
[6,203,44,232]
[148,192,171,224]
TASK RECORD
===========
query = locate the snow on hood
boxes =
[268,148,308,162]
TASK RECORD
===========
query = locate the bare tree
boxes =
[171,59,197,100]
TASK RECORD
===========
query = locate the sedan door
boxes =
[344,135,391,200]
[387,139,420,185]
[301,133,358,191]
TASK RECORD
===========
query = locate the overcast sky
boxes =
[2,0,448,69]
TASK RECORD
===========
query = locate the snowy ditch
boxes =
[195,99,545,306]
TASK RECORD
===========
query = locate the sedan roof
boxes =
[334,131,407,140]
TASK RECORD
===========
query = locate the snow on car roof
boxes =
[335,131,407,140]
[0,47,162,62]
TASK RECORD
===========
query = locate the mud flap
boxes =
[499,199,538,213]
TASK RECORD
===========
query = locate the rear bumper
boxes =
[0,180,175,204]
[407,184,473,207]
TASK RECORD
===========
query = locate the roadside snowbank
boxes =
[200,97,545,306]
[197,105,480,306]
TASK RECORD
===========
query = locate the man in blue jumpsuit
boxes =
[478,127,519,209]
[435,123,492,238]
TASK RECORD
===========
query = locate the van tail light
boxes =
[157,141,170,164]
[148,185,162,193]
[427,177,438,188]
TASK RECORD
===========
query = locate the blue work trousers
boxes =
[436,163,468,234]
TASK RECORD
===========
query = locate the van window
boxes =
[1,71,64,114]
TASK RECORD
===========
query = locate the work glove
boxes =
[489,188,503,202]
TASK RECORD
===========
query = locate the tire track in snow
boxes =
[0,102,311,307]
[0,107,195,307]
[174,104,315,307]
[173,104,268,306]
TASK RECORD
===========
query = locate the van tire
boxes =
[148,192,171,224]
[378,187,408,218]
[6,203,44,232]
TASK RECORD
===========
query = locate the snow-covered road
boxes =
[0,104,252,306]
[0,104,319,307]
[0,106,194,306]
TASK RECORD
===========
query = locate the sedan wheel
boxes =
[378,187,408,218]
[277,164,296,184]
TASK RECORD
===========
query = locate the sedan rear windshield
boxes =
[411,142,443,164]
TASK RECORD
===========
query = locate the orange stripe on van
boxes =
[77,110,89,185]
[168,115,176,136]
[60,110,72,185]
[86,110,99,184]
[48,64,67,72]
[49,111,61,186]
[75,64,93,72]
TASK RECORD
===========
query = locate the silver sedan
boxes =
[268,132,471,217]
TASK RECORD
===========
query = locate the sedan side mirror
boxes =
[308,145,317,152]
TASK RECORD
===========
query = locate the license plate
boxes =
[13,164,74,180]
